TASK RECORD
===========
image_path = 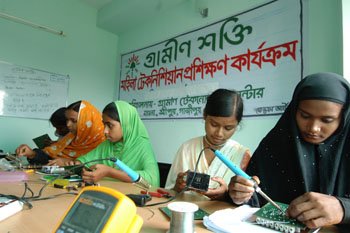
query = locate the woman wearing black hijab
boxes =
[228,72,350,229]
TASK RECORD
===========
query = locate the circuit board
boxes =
[255,201,306,233]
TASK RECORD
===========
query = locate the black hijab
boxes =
[247,73,350,220]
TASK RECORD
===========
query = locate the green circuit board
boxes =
[255,202,306,233]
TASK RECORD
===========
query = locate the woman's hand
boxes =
[203,177,228,200]
[47,158,73,166]
[173,171,188,193]
[15,144,36,159]
[81,164,112,183]
[228,175,258,205]
[287,192,344,229]
[64,160,81,166]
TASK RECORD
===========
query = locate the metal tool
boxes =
[212,149,284,213]
[140,188,172,198]
[254,184,284,213]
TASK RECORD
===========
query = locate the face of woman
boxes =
[204,114,238,146]
[65,109,78,135]
[296,99,343,144]
[103,114,123,143]
[54,125,70,137]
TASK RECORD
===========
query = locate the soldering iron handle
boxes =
[211,149,252,180]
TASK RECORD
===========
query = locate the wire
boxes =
[182,146,210,192]
[144,147,210,207]
[30,192,77,201]
[21,182,34,199]
[16,158,114,204]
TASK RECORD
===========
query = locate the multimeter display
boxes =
[55,186,143,233]
[57,191,117,233]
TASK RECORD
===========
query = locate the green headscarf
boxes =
[78,100,160,187]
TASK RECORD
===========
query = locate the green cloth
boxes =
[78,101,160,187]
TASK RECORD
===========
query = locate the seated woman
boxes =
[41,107,70,147]
[16,100,105,166]
[228,72,350,230]
[49,107,70,141]
[165,88,251,200]
[71,100,160,187]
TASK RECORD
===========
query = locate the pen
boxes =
[212,149,284,214]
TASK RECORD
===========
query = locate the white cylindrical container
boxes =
[167,201,199,233]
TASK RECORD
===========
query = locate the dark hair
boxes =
[103,102,120,122]
[204,88,244,123]
[66,101,82,113]
[50,107,67,127]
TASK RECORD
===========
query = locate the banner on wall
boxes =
[119,0,303,119]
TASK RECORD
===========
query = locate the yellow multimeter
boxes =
[54,186,143,233]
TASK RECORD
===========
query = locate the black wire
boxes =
[30,192,78,201]
[184,146,211,191]
[22,157,114,202]
[1,157,116,212]
[144,147,211,207]
[21,182,34,199]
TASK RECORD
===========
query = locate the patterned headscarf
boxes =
[43,100,105,159]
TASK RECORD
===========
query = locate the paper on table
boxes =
[0,197,24,222]
[203,205,279,233]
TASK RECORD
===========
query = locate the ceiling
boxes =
[80,0,191,35]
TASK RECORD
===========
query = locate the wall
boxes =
[116,0,343,163]
[0,0,118,151]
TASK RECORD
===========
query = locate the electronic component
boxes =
[41,165,65,174]
[186,171,210,192]
[54,186,143,233]
[126,194,151,207]
[255,201,306,233]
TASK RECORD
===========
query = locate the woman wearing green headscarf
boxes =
[75,100,160,187]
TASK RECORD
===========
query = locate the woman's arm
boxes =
[28,149,50,165]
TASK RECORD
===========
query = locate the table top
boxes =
[0,172,340,233]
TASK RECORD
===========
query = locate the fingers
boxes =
[211,176,226,186]
[16,144,36,159]
[82,169,95,183]
[287,192,344,228]
[251,176,260,185]
[228,175,256,204]
[47,159,57,166]
[173,172,187,192]
[205,182,228,200]
[65,160,77,166]
[16,144,28,156]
